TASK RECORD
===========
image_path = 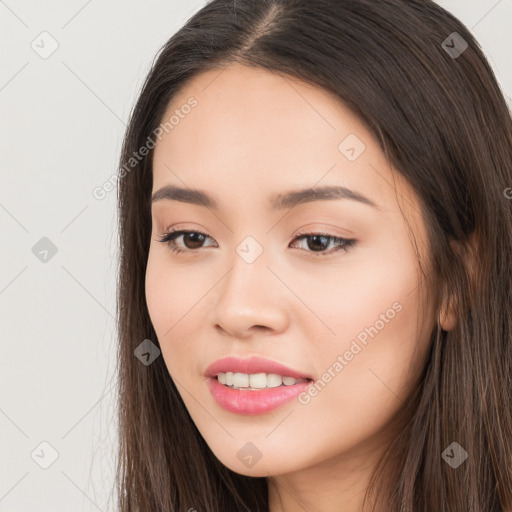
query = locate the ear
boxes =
[439,295,458,332]
[439,232,478,332]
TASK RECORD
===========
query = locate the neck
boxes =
[267,433,397,512]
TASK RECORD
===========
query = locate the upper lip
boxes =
[205,356,313,380]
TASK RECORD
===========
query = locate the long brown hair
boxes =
[115,1,512,510]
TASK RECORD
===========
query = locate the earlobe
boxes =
[439,232,478,332]
[438,297,458,331]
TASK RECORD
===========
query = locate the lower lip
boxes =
[207,377,312,415]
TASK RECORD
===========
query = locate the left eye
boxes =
[290,233,356,255]
[156,229,356,256]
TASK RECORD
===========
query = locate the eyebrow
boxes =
[151,184,380,211]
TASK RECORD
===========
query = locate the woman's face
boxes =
[146,63,437,479]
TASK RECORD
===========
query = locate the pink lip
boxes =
[207,377,311,415]
[204,356,314,415]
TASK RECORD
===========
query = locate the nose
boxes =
[212,251,289,339]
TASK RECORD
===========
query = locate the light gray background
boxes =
[1,1,511,510]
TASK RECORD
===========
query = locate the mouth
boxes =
[204,356,314,413]
[206,373,314,415]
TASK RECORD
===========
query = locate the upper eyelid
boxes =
[160,221,353,237]
[160,227,350,240]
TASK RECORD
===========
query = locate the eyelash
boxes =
[156,228,356,257]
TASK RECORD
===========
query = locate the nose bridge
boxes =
[212,236,288,335]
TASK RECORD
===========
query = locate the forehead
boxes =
[151,63,416,219]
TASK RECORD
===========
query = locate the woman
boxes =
[115,0,512,510]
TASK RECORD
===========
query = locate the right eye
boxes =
[156,229,217,254]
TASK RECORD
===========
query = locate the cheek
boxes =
[288,288,428,464]
[145,247,205,326]
[292,232,421,344]
[144,250,198,376]
[145,250,173,333]
[300,234,429,405]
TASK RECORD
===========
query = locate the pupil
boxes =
[184,233,205,249]
[308,235,328,251]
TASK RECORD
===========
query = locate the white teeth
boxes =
[267,374,282,387]
[249,373,267,389]
[233,372,249,388]
[216,372,307,389]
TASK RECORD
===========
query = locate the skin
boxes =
[145,62,455,512]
